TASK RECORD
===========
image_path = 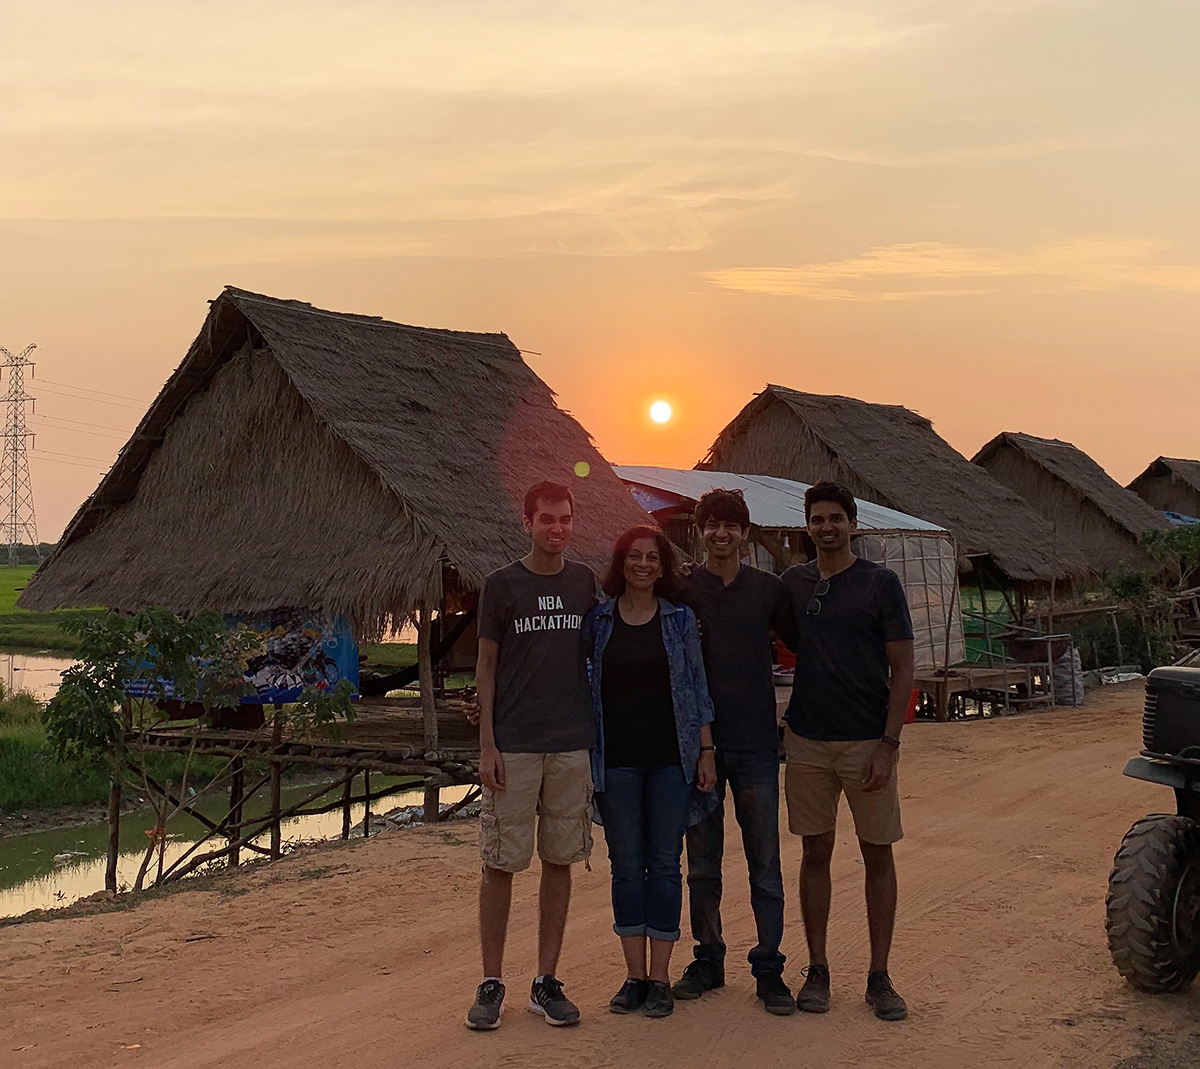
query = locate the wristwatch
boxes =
[880,735,901,750]
[700,745,716,753]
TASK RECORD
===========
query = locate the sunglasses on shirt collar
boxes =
[806,578,831,616]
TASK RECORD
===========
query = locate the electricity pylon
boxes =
[0,345,40,568]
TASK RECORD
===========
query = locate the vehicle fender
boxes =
[1123,756,1200,793]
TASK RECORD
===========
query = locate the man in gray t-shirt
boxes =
[467,480,598,1033]
[476,558,596,754]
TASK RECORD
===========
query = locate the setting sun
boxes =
[649,400,672,424]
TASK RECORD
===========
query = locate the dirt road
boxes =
[3,682,1198,1068]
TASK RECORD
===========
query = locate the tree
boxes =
[1142,525,1200,591]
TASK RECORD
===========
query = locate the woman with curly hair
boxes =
[585,524,718,1018]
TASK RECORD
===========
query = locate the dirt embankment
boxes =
[3,682,1199,1068]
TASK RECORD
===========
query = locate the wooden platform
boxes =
[134,696,481,781]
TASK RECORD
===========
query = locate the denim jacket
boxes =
[585,597,720,827]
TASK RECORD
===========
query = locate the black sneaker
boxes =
[865,971,908,1021]
[609,977,649,1014]
[528,976,581,1026]
[643,979,674,1018]
[671,959,725,1000]
[795,964,830,1013]
[755,974,796,1016]
[466,979,505,1030]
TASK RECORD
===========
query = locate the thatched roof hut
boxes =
[1128,457,1200,522]
[20,287,649,633]
[698,385,1086,585]
[973,432,1170,575]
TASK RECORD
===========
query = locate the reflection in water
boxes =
[0,780,472,918]
[0,650,76,701]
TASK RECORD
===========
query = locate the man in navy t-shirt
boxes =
[671,489,797,1016]
[781,481,915,1022]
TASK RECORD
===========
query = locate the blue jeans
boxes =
[684,750,786,977]
[597,765,691,941]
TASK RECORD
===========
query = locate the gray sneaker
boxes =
[466,979,505,1030]
[528,976,581,1026]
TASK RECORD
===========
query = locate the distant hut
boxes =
[699,386,1085,594]
[1128,457,1200,523]
[21,287,649,628]
[973,432,1170,575]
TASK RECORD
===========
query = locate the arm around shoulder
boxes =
[681,605,715,727]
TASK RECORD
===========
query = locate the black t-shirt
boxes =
[600,606,680,769]
[781,558,913,741]
[685,564,795,754]
[477,559,597,753]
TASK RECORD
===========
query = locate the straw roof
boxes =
[699,385,1086,582]
[1130,456,1200,497]
[21,288,648,630]
[973,432,1170,540]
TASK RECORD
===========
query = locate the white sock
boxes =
[483,976,503,984]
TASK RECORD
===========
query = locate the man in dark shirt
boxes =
[671,489,798,1015]
[781,481,915,1022]
[467,481,598,1032]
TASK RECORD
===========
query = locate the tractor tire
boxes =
[1106,814,1200,993]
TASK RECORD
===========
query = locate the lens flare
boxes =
[573,461,591,478]
[650,400,672,424]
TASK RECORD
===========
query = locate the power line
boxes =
[31,384,150,411]
[30,420,128,441]
[35,378,152,404]
[31,413,132,435]
[32,447,114,463]
[29,454,108,471]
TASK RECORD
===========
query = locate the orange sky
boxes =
[2,0,1198,541]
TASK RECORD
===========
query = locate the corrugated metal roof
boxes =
[614,466,945,533]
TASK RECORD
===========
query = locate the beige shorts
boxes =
[783,728,903,846]
[479,750,593,872]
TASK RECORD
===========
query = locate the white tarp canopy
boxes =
[615,466,945,533]
[615,465,965,669]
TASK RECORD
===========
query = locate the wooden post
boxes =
[342,774,353,840]
[1048,525,1057,635]
[229,757,244,868]
[363,770,371,839]
[105,777,122,892]
[270,704,283,859]
[418,601,440,823]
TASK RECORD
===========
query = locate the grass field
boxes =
[0,565,94,652]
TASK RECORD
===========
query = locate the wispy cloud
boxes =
[704,237,1200,300]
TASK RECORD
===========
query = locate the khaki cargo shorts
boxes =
[783,727,903,846]
[479,750,593,873]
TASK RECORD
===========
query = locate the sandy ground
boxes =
[3,681,1200,1069]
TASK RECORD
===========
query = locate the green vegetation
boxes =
[1143,525,1200,589]
[0,684,233,813]
[360,642,417,669]
[0,565,98,652]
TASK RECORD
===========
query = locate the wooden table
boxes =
[914,665,1031,721]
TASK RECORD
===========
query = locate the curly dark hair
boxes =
[602,525,685,602]
[694,487,751,532]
